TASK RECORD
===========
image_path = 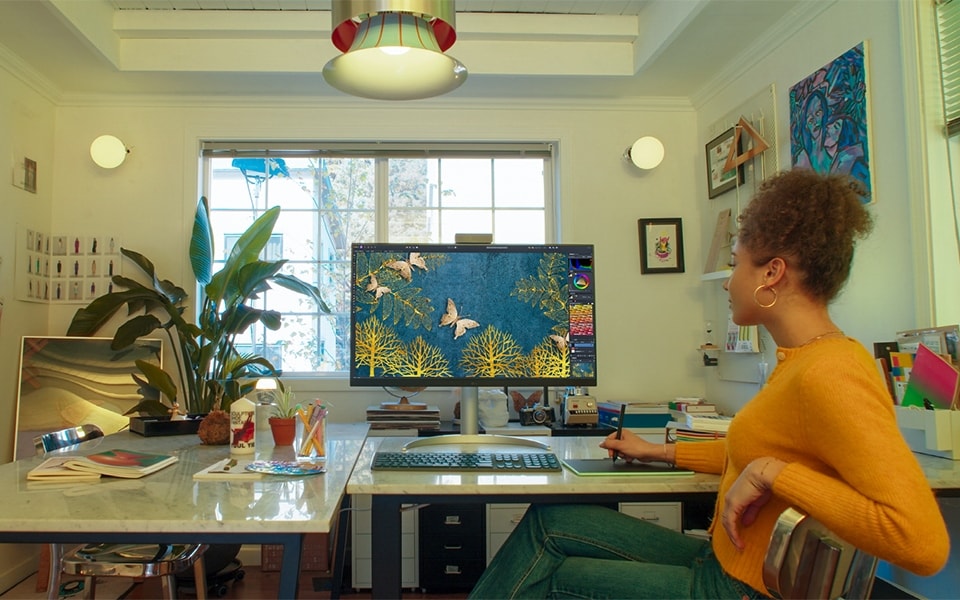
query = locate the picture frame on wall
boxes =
[705,127,744,198]
[638,218,685,274]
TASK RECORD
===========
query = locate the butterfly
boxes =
[386,252,428,281]
[365,274,391,299]
[510,390,543,414]
[549,334,569,352]
[439,298,480,339]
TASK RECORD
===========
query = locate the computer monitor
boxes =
[350,243,597,447]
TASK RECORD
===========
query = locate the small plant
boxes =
[271,387,298,419]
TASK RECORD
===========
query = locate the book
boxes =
[561,459,694,477]
[29,448,178,481]
[683,413,732,433]
[193,458,263,481]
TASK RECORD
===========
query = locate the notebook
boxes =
[561,459,694,477]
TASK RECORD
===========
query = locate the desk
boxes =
[347,435,720,599]
[0,422,368,599]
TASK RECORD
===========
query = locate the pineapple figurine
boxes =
[197,409,230,445]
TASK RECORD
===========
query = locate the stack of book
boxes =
[665,399,731,441]
[366,405,441,431]
[597,402,672,429]
[667,399,718,422]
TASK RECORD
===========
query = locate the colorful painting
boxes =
[789,42,872,202]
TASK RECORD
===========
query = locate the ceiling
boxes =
[0,0,818,102]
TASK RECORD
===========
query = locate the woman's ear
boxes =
[764,257,787,286]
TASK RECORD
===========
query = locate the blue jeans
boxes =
[469,504,765,599]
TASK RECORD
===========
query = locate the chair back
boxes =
[763,507,877,600]
[34,424,104,455]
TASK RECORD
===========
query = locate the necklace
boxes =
[799,329,844,347]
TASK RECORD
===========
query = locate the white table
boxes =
[347,435,722,599]
[0,422,369,599]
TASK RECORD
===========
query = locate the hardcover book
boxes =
[28,448,177,481]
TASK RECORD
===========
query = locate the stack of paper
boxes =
[684,414,732,433]
[366,405,441,431]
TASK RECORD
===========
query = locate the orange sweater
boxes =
[675,337,949,595]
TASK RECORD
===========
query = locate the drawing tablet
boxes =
[561,459,694,477]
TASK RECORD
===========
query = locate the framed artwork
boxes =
[705,127,744,198]
[14,336,162,459]
[23,158,37,193]
[638,218,685,274]
[789,42,872,203]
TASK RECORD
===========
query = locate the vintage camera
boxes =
[519,403,555,426]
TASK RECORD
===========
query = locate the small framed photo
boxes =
[23,158,37,194]
[705,127,744,198]
[638,218,685,274]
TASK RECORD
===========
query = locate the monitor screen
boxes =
[350,243,597,388]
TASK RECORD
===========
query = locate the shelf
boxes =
[701,270,731,281]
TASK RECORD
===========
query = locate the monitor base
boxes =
[401,434,550,451]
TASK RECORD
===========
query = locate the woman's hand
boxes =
[599,429,664,462]
[721,457,785,550]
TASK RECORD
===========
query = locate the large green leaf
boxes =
[273,273,330,313]
[206,206,280,304]
[134,359,178,401]
[191,196,214,286]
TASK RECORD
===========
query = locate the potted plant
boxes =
[268,386,298,446]
[66,197,328,444]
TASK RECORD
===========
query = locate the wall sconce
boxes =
[323,0,467,100]
[90,135,129,169]
[623,136,665,170]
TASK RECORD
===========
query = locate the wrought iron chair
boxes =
[763,507,878,600]
[34,424,208,600]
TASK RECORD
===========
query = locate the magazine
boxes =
[28,449,178,481]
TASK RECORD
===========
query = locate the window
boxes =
[201,142,554,376]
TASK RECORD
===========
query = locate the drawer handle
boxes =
[444,516,462,525]
[443,544,463,550]
[444,565,462,575]
[640,515,660,522]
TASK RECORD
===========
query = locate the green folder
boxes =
[561,459,694,477]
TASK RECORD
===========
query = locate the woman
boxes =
[469,169,949,599]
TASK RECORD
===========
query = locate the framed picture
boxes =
[14,336,162,459]
[638,218,685,274]
[705,127,744,198]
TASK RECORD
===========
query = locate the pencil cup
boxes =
[297,412,326,459]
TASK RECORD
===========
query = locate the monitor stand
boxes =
[401,387,550,451]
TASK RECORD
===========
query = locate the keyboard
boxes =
[372,451,562,472]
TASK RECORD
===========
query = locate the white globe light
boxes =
[90,135,128,169]
[628,137,665,170]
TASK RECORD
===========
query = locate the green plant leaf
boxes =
[206,206,280,304]
[191,196,214,285]
[114,314,163,349]
[273,273,330,312]
[134,359,178,401]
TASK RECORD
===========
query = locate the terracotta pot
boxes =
[269,417,297,446]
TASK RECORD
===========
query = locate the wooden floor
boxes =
[3,566,470,599]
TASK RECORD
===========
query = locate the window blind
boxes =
[939,0,960,135]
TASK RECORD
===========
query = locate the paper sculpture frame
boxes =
[638,218,685,274]
[705,127,744,198]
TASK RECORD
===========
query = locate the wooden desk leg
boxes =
[278,535,304,599]
[371,496,403,600]
[330,495,351,600]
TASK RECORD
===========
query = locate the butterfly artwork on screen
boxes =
[440,298,480,340]
[386,252,427,281]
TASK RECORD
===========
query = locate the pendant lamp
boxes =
[323,0,467,100]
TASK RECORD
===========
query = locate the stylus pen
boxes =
[612,403,626,464]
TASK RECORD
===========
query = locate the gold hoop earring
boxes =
[754,284,777,308]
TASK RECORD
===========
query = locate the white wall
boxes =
[43,99,706,423]
[0,50,59,594]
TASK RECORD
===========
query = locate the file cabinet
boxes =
[418,503,486,592]
[350,494,419,590]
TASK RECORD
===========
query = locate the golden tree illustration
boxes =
[353,317,404,377]
[526,337,570,377]
[389,336,451,377]
[459,325,525,377]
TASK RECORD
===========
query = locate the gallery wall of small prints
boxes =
[17,227,122,304]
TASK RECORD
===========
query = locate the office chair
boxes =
[34,424,209,600]
[763,507,878,600]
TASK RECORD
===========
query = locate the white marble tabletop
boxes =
[0,422,369,535]
[347,435,722,496]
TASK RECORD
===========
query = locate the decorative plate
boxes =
[244,460,326,476]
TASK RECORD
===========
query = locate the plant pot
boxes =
[269,417,297,446]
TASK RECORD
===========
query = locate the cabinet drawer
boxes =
[419,504,484,533]
[487,503,529,533]
[619,502,682,531]
[421,531,485,558]
[419,558,486,591]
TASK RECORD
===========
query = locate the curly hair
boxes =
[736,169,873,303]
